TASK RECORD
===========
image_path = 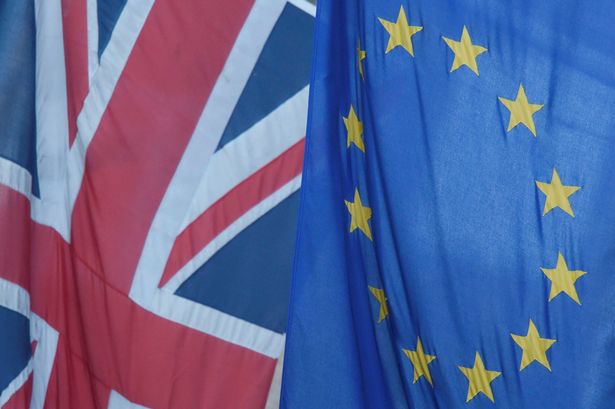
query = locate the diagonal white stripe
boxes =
[0,279,58,409]
[30,0,71,240]
[288,0,316,16]
[29,313,58,409]
[108,390,151,409]
[164,175,302,293]
[179,86,308,232]
[86,0,99,82]
[129,0,289,358]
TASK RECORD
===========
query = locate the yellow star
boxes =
[357,40,366,80]
[541,252,587,305]
[498,84,544,136]
[458,352,501,403]
[342,105,365,152]
[442,26,487,76]
[402,337,437,386]
[511,320,556,371]
[345,188,372,240]
[368,286,389,322]
[378,6,423,57]
[535,168,581,217]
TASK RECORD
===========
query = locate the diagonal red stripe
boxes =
[160,138,305,288]
[62,0,89,147]
[71,0,255,295]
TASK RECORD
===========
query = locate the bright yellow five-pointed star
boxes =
[458,352,501,403]
[511,320,556,371]
[368,286,388,322]
[442,26,487,76]
[343,105,365,152]
[498,84,544,136]
[345,188,372,240]
[535,168,581,217]
[541,252,587,305]
[403,337,437,386]
[378,6,423,57]
[357,40,366,80]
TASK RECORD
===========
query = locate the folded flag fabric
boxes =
[282,0,615,408]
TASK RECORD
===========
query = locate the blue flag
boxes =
[282,0,615,408]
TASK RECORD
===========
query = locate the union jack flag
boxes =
[0,0,313,407]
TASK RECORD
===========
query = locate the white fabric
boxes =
[107,390,151,409]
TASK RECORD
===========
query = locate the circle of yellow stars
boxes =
[341,3,587,405]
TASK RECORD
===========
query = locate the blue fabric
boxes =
[0,0,38,197]
[98,0,127,59]
[0,306,31,394]
[176,192,300,334]
[216,3,314,151]
[282,0,615,408]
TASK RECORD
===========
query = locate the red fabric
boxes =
[61,0,89,147]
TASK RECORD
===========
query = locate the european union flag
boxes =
[281,0,615,408]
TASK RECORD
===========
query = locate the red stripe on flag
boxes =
[0,187,63,295]
[0,185,105,408]
[61,0,89,146]
[43,256,275,408]
[0,180,276,408]
[160,138,305,288]
[70,0,255,294]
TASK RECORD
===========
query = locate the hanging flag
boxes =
[0,0,313,407]
[282,1,615,408]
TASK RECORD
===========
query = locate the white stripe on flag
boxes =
[129,0,289,359]
[0,279,58,409]
[107,390,151,409]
